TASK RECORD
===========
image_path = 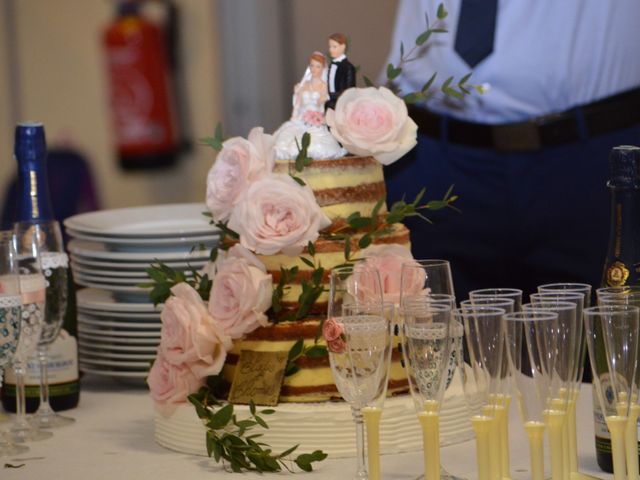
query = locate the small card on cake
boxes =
[228,350,289,406]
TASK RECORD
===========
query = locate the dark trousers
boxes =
[384,123,640,303]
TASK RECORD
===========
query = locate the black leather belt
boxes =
[408,87,640,152]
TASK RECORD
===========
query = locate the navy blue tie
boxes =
[454,0,498,67]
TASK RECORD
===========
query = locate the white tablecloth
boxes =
[2,377,613,480]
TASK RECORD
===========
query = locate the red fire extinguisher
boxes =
[103,0,181,170]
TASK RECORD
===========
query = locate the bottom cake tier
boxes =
[155,370,473,458]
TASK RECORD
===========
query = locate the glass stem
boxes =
[14,360,27,426]
[36,344,53,414]
[352,406,367,478]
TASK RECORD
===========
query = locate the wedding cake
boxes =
[149,41,472,468]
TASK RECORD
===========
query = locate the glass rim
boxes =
[461,298,514,306]
[531,291,585,300]
[503,311,558,322]
[401,302,451,313]
[538,282,592,291]
[453,306,506,316]
[469,288,523,296]
[402,258,450,267]
[584,304,640,315]
[522,301,576,312]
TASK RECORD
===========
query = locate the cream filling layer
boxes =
[274,162,384,190]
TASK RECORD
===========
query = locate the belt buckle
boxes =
[492,122,541,152]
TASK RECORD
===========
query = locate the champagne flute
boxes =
[401,301,460,480]
[537,282,594,480]
[456,305,506,480]
[0,231,28,456]
[15,221,74,428]
[9,226,52,442]
[326,303,387,480]
[503,310,561,480]
[399,260,454,307]
[326,264,383,480]
[469,288,523,311]
[584,304,640,480]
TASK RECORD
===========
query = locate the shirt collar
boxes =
[332,54,346,63]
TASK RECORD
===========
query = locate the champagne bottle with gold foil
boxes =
[595,145,640,472]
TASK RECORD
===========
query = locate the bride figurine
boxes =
[273,51,347,160]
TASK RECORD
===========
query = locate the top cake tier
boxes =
[273,156,386,225]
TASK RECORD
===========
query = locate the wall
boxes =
[0,0,223,213]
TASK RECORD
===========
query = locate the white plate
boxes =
[76,288,160,313]
[76,308,160,320]
[79,357,152,368]
[78,316,160,330]
[78,331,160,345]
[78,348,157,361]
[78,339,158,353]
[74,278,151,295]
[69,239,212,262]
[78,324,160,338]
[71,263,150,278]
[64,203,214,237]
[70,254,207,271]
[67,229,218,248]
[74,272,146,286]
[78,366,148,378]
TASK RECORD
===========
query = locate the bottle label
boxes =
[593,385,611,441]
[606,261,630,287]
[4,329,78,385]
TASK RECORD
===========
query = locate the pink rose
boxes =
[327,337,347,354]
[208,245,273,339]
[227,174,331,255]
[322,317,344,342]
[147,351,202,418]
[160,282,232,379]
[360,244,423,304]
[206,127,275,222]
[326,87,418,165]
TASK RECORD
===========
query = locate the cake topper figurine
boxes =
[325,33,356,111]
[272,51,346,160]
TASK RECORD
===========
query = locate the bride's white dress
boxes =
[273,90,347,160]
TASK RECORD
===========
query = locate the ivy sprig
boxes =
[188,387,327,473]
[294,132,312,172]
[140,263,212,306]
[201,122,225,151]
[285,338,328,377]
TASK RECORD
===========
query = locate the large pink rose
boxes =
[227,174,331,255]
[360,244,423,304]
[206,127,275,222]
[326,87,418,165]
[160,282,232,379]
[208,245,272,339]
[147,351,202,418]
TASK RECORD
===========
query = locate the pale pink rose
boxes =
[208,245,273,339]
[160,282,232,379]
[360,244,423,304]
[227,174,331,255]
[147,351,202,418]
[322,317,344,342]
[206,127,275,222]
[327,336,347,354]
[326,87,418,165]
[302,110,325,127]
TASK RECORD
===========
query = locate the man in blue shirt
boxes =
[384,0,640,300]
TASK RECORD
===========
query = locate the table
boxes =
[2,377,614,480]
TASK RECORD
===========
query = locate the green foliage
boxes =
[188,385,327,473]
[201,122,225,151]
[294,132,313,172]
[285,338,328,377]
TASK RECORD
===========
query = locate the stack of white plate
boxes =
[64,203,219,381]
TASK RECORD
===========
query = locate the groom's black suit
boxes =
[325,57,356,111]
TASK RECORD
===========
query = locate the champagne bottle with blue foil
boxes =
[1,123,80,413]
[595,145,640,472]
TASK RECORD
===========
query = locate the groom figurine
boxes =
[325,33,356,111]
